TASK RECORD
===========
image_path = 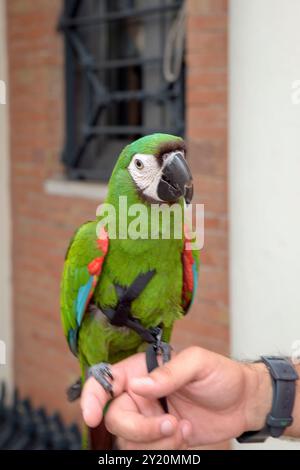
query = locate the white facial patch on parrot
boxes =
[128,151,185,202]
[128,153,164,201]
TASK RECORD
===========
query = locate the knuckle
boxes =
[126,420,142,441]
[186,346,202,361]
[158,364,174,382]
[104,411,119,436]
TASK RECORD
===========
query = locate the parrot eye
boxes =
[134,158,144,170]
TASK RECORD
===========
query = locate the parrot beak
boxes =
[157,152,194,205]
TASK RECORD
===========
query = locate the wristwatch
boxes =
[237,356,299,443]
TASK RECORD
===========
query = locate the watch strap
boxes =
[237,356,298,443]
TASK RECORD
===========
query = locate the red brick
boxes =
[187,49,227,69]
[187,69,227,88]
[187,106,227,127]
[187,15,227,31]
[187,88,227,106]
[189,126,226,140]
[188,139,227,177]
[187,31,227,54]
[187,0,228,15]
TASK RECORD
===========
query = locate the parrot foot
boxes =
[88,363,114,397]
[150,326,172,363]
[67,377,82,402]
[159,342,172,364]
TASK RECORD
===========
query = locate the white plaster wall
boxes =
[0,0,13,389]
[229,0,300,449]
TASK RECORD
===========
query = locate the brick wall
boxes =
[7,0,228,441]
[173,0,228,355]
[8,0,91,423]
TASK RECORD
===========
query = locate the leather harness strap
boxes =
[146,343,169,413]
[101,270,169,413]
[102,271,157,343]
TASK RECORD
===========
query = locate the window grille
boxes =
[59,0,185,181]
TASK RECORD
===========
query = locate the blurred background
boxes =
[0,0,299,450]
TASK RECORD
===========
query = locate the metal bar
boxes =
[60,2,182,28]
[67,30,95,68]
[87,125,179,136]
[57,0,81,31]
[59,0,185,178]
[67,31,107,98]
[72,103,106,168]
[86,69,107,101]
[68,31,161,70]
[107,88,179,103]
[96,56,162,70]
[65,0,81,19]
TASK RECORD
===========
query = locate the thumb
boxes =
[129,347,206,398]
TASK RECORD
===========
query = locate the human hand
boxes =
[81,346,273,449]
[81,351,190,449]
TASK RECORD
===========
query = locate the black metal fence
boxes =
[0,383,81,450]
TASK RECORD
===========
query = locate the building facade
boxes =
[3,0,300,451]
[1,0,228,429]
[0,0,229,450]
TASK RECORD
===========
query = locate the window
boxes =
[59,0,185,181]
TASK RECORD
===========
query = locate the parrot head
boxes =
[109,133,193,205]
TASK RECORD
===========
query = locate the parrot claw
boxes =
[66,377,82,402]
[159,342,172,364]
[149,326,172,364]
[88,363,114,397]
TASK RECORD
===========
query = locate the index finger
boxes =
[80,377,109,427]
[129,347,218,399]
[105,393,180,443]
[80,353,149,428]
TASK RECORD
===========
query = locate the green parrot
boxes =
[60,133,199,403]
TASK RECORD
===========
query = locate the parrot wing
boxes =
[60,221,109,356]
[182,230,199,314]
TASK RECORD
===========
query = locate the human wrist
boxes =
[242,361,300,438]
[242,362,273,432]
[284,363,300,438]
